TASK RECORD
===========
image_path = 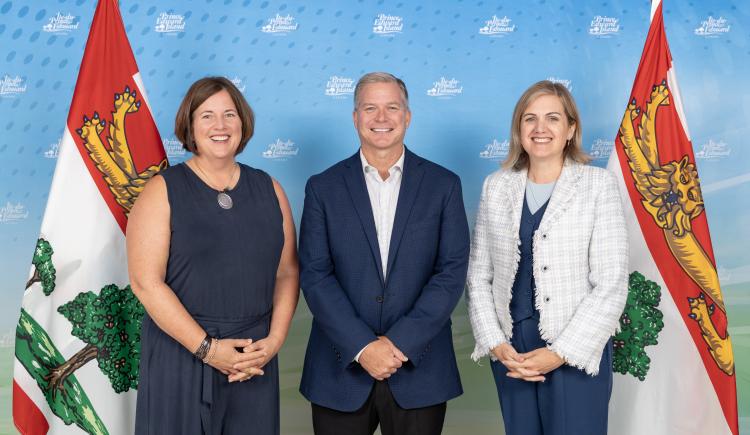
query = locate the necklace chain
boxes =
[192,159,238,192]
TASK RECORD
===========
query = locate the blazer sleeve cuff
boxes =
[548,337,604,376]
[471,331,508,363]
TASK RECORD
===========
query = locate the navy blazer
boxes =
[298,148,470,411]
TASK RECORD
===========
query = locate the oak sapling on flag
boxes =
[26,238,56,295]
[13,0,167,433]
[607,1,738,434]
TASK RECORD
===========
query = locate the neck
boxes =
[192,155,236,172]
[527,157,563,183]
[361,145,404,180]
[189,155,238,189]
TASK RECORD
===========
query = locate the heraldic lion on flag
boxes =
[618,81,734,375]
[75,86,168,215]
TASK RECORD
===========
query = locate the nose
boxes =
[533,119,547,133]
[374,108,387,122]
[214,115,227,130]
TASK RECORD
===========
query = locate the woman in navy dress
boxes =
[466,81,628,434]
[127,77,299,434]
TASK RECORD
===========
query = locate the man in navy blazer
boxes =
[299,72,470,435]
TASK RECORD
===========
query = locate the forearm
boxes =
[133,280,205,354]
[267,273,299,344]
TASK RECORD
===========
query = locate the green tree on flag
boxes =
[15,284,144,434]
[54,284,144,394]
[613,271,664,381]
[25,238,56,295]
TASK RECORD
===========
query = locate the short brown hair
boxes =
[174,77,255,155]
[503,80,591,170]
[354,72,409,110]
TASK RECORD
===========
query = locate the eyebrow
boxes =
[361,101,403,107]
[198,109,237,115]
[523,111,562,117]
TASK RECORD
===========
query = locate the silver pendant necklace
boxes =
[192,160,239,210]
[217,191,233,210]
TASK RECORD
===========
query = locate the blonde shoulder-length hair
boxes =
[502,80,591,170]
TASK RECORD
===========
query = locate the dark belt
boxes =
[194,311,271,434]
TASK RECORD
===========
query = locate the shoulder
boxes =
[239,162,271,182]
[416,157,460,184]
[578,164,618,190]
[304,156,352,194]
[482,167,519,194]
[159,162,186,182]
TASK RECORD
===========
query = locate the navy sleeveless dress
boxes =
[135,163,284,435]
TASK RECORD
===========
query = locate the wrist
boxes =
[202,338,219,364]
[193,334,211,360]
[266,334,284,351]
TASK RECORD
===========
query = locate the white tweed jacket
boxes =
[466,161,628,375]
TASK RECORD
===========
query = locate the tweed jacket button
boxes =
[375,295,384,303]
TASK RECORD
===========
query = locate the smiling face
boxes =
[520,94,576,165]
[353,82,411,155]
[192,89,242,159]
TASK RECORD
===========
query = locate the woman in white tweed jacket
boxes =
[466,80,628,435]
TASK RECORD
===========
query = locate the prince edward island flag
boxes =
[12,1,167,433]
[607,1,738,434]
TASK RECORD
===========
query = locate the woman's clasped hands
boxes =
[492,342,564,382]
[204,336,282,383]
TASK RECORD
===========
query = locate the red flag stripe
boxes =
[13,381,49,435]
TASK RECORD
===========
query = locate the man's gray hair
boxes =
[353,72,409,110]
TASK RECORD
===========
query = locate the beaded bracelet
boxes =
[193,335,211,360]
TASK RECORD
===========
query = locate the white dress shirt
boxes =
[360,149,405,278]
[354,148,405,362]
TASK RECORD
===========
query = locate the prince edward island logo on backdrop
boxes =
[0,75,27,97]
[695,139,731,160]
[44,137,62,159]
[230,77,246,92]
[42,12,80,34]
[154,12,186,34]
[163,137,186,159]
[263,139,299,160]
[695,16,730,37]
[478,15,516,37]
[373,14,403,36]
[0,202,29,223]
[479,139,509,161]
[427,78,463,98]
[546,76,572,92]
[590,138,613,160]
[325,76,355,98]
[261,14,299,35]
[589,16,620,37]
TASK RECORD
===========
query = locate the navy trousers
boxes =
[490,317,613,435]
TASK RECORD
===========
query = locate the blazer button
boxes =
[376,295,384,303]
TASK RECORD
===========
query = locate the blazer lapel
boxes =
[507,167,528,239]
[343,152,385,285]
[385,149,425,285]
[538,161,584,233]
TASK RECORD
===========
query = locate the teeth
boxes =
[211,135,229,141]
[532,138,551,143]
[372,128,392,132]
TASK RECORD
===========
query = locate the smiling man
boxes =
[298,72,470,435]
